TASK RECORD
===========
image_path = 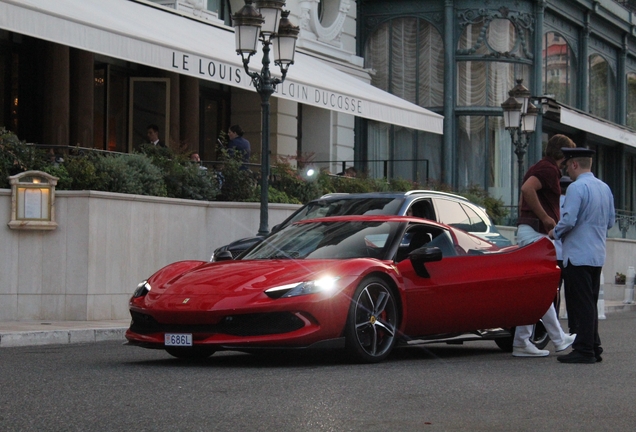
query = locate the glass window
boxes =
[486,19,517,53]
[458,20,489,55]
[460,203,488,232]
[543,32,577,106]
[364,17,444,182]
[432,199,487,233]
[488,115,514,205]
[459,17,531,58]
[365,17,444,108]
[434,199,472,229]
[589,54,616,121]
[457,116,487,188]
[458,61,529,107]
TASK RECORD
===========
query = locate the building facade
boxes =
[3,0,636,218]
[0,0,441,183]
[358,0,636,217]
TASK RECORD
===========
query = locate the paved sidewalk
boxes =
[1,302,635,348]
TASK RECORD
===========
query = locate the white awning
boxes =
[0,0,443,134]
[560,106,636,148]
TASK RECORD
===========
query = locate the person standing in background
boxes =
[512,134,576,358]
[549,147,615,364]
[146,124,165,147]
[227,125,251,169]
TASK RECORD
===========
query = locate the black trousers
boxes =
[562,264,602,357]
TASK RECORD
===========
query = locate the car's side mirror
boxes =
[214,251,234,262]
[408,247,442,278]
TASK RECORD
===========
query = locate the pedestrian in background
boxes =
[227,125,251,169]
[549,147,615,364]
[146,124,165,147]
[512,134,576,358]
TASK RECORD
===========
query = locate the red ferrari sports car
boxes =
[126,216,559,363]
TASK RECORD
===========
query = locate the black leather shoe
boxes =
[557,351,596,364]
[595,348,603,362]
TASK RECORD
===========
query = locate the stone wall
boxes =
[0,189,299,321]
[1,189,632,321]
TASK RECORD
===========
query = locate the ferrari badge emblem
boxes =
[182,298,190,304]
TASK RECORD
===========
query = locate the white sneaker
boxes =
[512,344,550,357]
[554,333,576,352]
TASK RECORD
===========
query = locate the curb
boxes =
[0,327,127,348]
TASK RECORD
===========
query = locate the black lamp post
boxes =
[233,0,299,236]
[501,79,538,193]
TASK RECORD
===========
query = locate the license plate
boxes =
[164,333,192,346]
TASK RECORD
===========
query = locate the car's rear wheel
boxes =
[165,346,216,360]
[494,321,550,352]
[345,277,398,363]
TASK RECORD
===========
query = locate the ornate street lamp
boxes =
[233,0,299,236]
[501,79,538,193]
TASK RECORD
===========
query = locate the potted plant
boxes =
[615,272,626,285]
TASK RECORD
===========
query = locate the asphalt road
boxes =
[1,312,635,432]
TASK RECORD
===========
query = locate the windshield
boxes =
[242,220,399,260]
[280,198,405,229]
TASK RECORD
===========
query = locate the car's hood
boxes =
[144,259,370,309]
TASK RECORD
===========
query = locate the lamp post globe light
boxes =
[232,0,299,236]
[501,79,538,194]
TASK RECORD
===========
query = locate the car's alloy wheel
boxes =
[345,277,398,363]
[165,346,216,360]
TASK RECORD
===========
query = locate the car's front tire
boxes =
[165,346,216,360]
[345,277,398,363]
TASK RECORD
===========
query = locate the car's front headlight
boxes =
[132,280,151,298]
[265,276,340,299]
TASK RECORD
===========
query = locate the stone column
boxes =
[167,72,181,149]
[180,75,200,151]
[532,0,546,164]
[618,34,628,125]
[43,42,70,146]
[580,11,590,112]
[70,49,94,147]
[443,0,456,187]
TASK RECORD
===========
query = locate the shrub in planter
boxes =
[615,272,626,285]
[216,150,258,202]
[0,128,50,187]
[61,153,101,190]
[94,153,167,196]
[270,158,322,204]
[137,144,219,201]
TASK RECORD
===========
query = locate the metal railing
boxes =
[501,205,636,240]
[309,159,430,181]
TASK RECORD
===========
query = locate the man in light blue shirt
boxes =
[549,148,615,364]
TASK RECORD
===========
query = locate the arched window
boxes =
[542,32,577,107]
[364,17,444,182]
[589,54,616,121]
[455,16,529,202]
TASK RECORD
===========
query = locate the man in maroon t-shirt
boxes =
[512,134,577,358]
